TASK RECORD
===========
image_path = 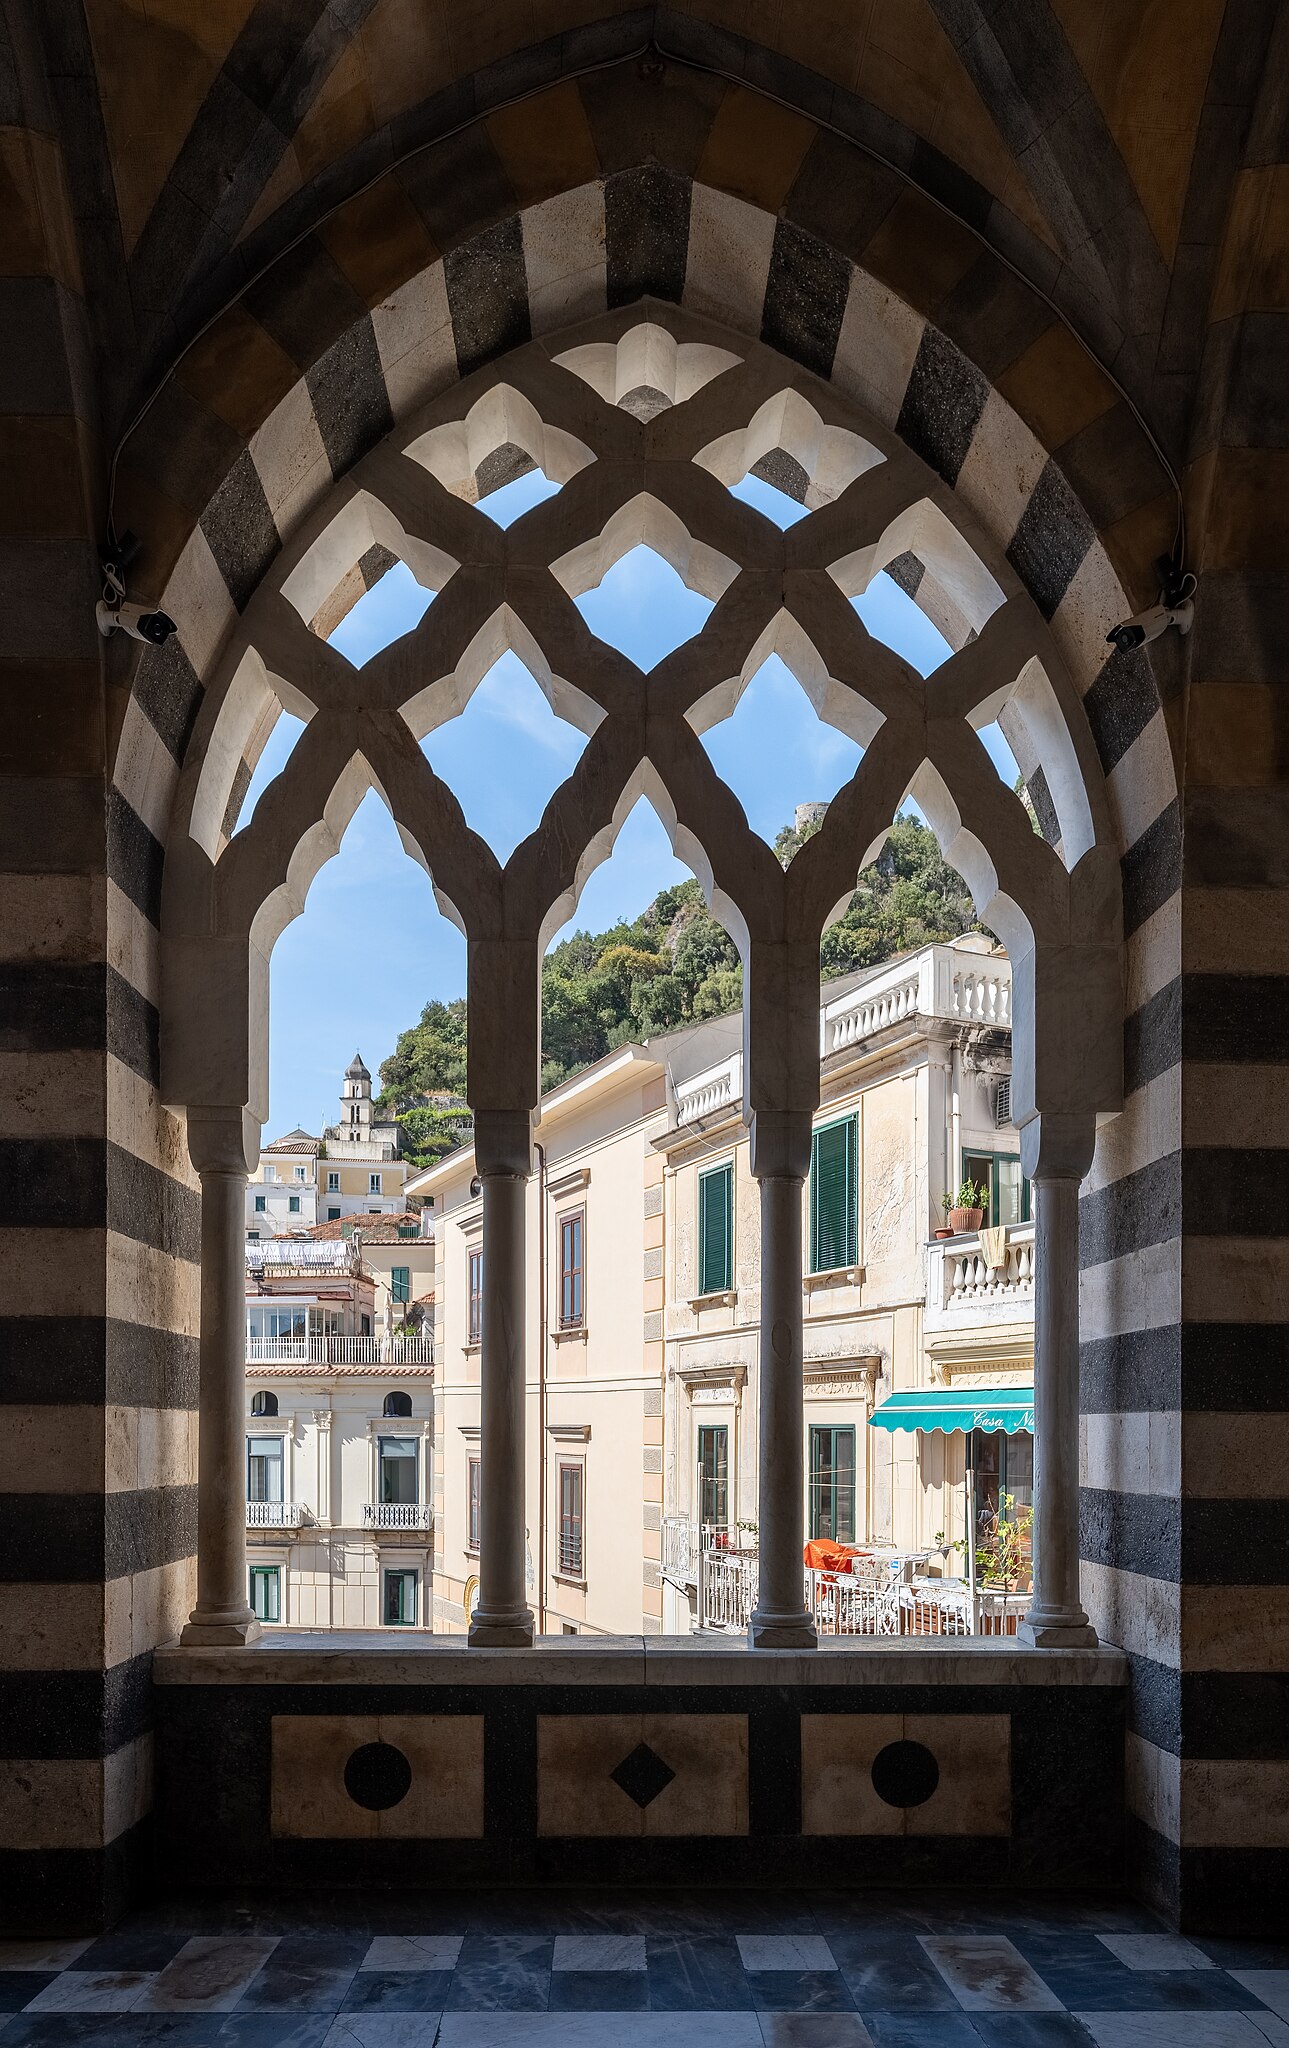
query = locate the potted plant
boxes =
[934,1193,955,1239]
[948,1177,988,1233]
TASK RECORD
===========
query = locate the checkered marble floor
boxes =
[1,1892,1286,2046]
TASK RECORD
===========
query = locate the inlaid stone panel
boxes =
[537,1713,748,1836]
[800,1712,1010,1836]
[270,1713,484,1839]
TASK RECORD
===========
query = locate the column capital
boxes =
[748,1108,812,1181]
[1019,1112,1096,1183]
[473,1109,533,1178]
[187,1105,260,1177]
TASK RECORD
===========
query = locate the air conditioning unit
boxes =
[994,1076,1011,1128]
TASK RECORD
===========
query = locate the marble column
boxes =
[182,1108,261,1646]
[1018,1118,1097,1648]
[748,1111,817,1650]
[469,1114,535,1648]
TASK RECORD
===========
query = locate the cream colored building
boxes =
[243,1238,435,1629]
[410,934,1034,1639]
[247,1052,410,1237]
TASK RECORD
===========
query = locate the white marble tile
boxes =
[1077,2017,1276,2047]
[919,1936,1063,2011]
[437,2018,763,2046]
[1248,2015,1289,2047]
[136,1934,278,2011]
[1098,1933,1215,1970]
[324,2019,445,2047]
[23,1969,155,2012]
[552,1935,647,1971]
[362,1936,465,1971]
[736,1936,837,1973]
[1235,1976,1289,2022]
[0,1937,93,1971]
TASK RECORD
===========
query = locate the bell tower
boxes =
[340,1052,373,1143]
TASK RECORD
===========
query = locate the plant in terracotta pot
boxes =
[948,1177,989,1233]
[934,1193,955,1239]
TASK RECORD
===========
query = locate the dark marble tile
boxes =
[833,1935,961,2011]
[547,1969,651,2010]
[237,1960,356,2010]
[967,2020,1096,2045]
[1037,1964,1257,2010]
[0,1975,55,2012]
[71,1935,189,1977]
[758,2019,877,2048]
[340,1970,453,2010]
[261,1937,369,1971]
[747,1970,857,2012]
[1,2021,332,2047]
[444,1936,551,2011]
[1198,1936,1289,1968]
[1008,1933,1125,1971]
[645,1934,755,2011]
[863,2018,981,2047]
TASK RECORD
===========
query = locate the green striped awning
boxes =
[868,1387,1034,1435]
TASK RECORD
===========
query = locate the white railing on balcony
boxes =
[246,1500,309,1528]
[925,1221,1035,1341]
[363,1502,433,1530]
[661,1513,697,1586]
[820,944,1011,1060]
[245,1336,434,1366]
[682,1529,1027,1636]
[247,1240,360,1274]
[699,1547,759,1630]
[675,1052,742,1126]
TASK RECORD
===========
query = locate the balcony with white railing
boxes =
[245,1335,434,1367]
[820,944,1011,1060]
[675,1052,742,1127]
[924,1220,1035,1339]
[363,1501,433,1531]
[678,1534,1027,1636]
[246,1500,310,1528]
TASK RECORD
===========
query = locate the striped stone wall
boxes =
[2,22,1279,1933]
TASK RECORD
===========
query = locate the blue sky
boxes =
[244,468,1018,1136]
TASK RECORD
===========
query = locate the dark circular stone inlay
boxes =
[343,1741,412,1811]
[870,1738,940,1808]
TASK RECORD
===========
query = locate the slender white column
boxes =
[182,1110,260,1646]
[1019,1170,1096,1647]
[468,1165,534,1647]
[749,1161,816,1650]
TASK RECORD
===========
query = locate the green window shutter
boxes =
[810,1117,857,1273]
[392,1265,410,1304]
[698,1163,733,1295]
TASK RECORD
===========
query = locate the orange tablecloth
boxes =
[803,1539,864,1573]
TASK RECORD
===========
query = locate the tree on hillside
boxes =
[378,810,986,1111]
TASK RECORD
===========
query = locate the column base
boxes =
[748,1608,818,1650]
[1017,1615,1098,1649]
[180,1615,262,1647]
[469,1608,535,1648]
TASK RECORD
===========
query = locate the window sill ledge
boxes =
[552,1573,587,1591]
[552,1327,587,1344]
[804,1266,862,1291]
[688,1290,736,1311]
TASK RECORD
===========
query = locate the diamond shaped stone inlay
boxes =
[610,1740,676,1809]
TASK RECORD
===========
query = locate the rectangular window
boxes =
[379,1435,418,1504]
[254,1194,266,1212]
[264,1166,277,1182]
[810,1117,858,1274]
[369,1172,382,1194]
[383,1568,418,1626]
[808,1425,856,1542]
[698,1162,734,1295]
[247,1436,283,1503]
[697,1423,729,1529]
[249,1564,280,1622]
[294,1165,306,1182]
[558,1460,584,1578]
[558,1211,584,1328]
[288,1195,300,1214]
[468,1456,481,1550]
[468,1247,483,1344]
[328,1207,341,1221]
[328,1171,339,1192]
[391,1265,410,1305]
[962,1150,1031,1227]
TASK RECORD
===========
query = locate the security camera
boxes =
[96,597,178,645]
[1105,597,1193,655]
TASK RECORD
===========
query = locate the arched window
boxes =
[250,1389,278,1417]
[383,1389,412,1418]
